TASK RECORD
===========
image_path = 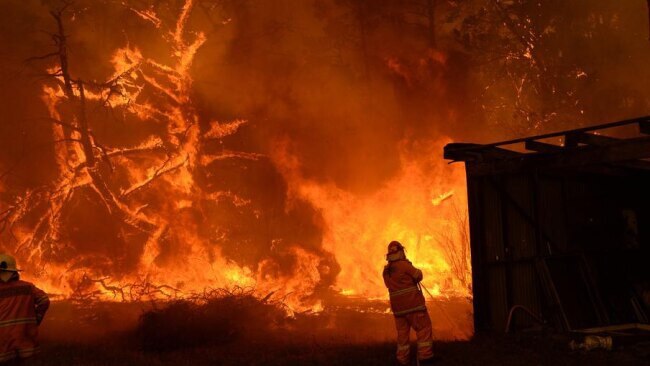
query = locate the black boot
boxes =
[417,356,438,365]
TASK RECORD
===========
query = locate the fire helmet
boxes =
[387,241,405,255]
[0,253,21,282]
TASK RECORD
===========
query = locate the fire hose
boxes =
[418,282,435,301]
[418,282,465,338]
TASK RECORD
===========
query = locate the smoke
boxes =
[0,0,649,307]
[192,0,465,193]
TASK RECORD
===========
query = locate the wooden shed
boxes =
[445,116,650,333]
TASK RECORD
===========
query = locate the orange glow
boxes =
[272,139,471,300]
[8,0,472,322]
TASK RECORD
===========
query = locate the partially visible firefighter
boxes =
[0,254,50,364]
[383,241,435,365]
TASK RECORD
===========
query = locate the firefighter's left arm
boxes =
[406,262,423,283]
[32,286,50,325]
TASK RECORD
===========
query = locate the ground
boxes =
[11,300,650,365]
[23,333,650,366]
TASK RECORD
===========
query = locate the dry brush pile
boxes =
[136,287,290,351]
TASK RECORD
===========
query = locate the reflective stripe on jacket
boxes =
[382,259,426,316]
[0,279,49,362]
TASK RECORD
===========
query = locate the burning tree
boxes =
[0,0,337,309]
[450,0,650,135]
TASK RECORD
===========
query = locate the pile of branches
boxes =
[136,287,288,351]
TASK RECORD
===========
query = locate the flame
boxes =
[1,0,326,313]
[272,139,472,300]
[4,1,472,321]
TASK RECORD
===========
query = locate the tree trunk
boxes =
[427,0,437,48]
[77,82,96,167]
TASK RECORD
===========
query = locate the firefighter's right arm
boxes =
[32,286,50,325]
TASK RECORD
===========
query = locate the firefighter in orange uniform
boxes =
[0,254,50,364]
[383,241,435,365]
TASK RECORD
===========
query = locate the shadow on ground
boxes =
[20,300,650,366]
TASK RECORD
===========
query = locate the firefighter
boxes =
[0,254,50,364]
[383,241,435,365]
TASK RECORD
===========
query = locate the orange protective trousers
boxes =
[394,311,434,365]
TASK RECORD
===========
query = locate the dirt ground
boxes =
[11,300,650,366]
[22,333,650,366]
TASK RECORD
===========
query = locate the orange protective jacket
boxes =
[383,259,426,316]
[0,278,50,363]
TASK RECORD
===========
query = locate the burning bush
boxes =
[136,288,287,351]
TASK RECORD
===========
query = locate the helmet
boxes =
[387,241,404,255]
[0,254,21,283]
[386,241,406,262]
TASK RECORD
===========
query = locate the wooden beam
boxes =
[445,116,650,161]
[466,136,650,176]
[444,143,521,162]
[564,133,579,148]
[444,115,650,156]
[525,140,562,153]
[640,120,650,134]
[565,132,619,147]
[574,133,619,146]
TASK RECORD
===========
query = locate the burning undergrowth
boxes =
[1,0,473,339]
[0,0,470,311]
[0,0,340,312]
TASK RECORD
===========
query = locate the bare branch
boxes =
[121,155,189,198]
[24,52,60,63]
[105,145,167,158]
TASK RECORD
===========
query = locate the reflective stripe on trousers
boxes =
[396,343,410,366]
[394,311,434,364]
[0,347,41,362]
[0,350,16,363]
[18,346,40,358]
